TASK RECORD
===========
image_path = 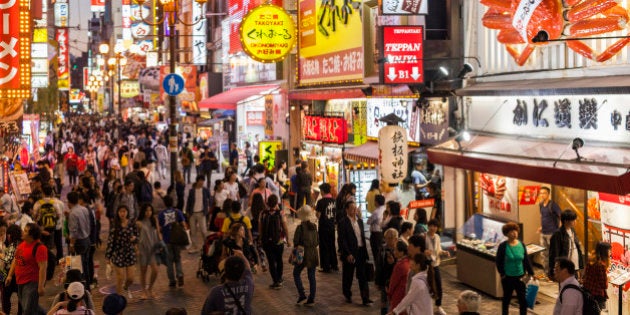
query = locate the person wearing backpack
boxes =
[554,257,586,314]
[33,185,63,259]
[5,223,48,315]
[221,200,253,242]
[259,194,290,289]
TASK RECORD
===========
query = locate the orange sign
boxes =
[0,0,31,98]
[240,4,296,63]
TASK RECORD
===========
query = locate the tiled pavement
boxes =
[16,170,560,314]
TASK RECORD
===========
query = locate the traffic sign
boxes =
[162,73,185,96]
[381,26,424,84]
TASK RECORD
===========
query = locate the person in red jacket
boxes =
[582,242,611,310]
[387,240,410,311]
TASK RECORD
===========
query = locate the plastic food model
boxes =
[481,0,630,66]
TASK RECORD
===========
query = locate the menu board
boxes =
[9,172,31,196]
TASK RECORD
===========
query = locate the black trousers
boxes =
[369,232,383,265]
[296,189,311,208]
[434,266,443,306]
[54,228,63,260]
[501,275,527,315]
[318,228,337,271]
[342,247,369,302]
[1,277,21,315]
[263,243,284,284]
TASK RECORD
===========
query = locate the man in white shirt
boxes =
[366,194,385,270]
[553,257,583,315]
[154,141,168,179]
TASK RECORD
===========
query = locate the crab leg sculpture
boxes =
[481,0,630,66]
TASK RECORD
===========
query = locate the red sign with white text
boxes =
[56,29,70,90]
[382,26,423,84]
[0,0,21,89]
[303,116,347,144]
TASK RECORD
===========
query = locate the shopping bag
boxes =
[64,255,83,273]
[170,222,190,247]
[526,278,539,309]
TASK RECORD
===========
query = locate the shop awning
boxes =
[344,141,418,164]
[199,84,280,110]
[289,86,368,100]
[427,134,630,195]
[457,75,630,96]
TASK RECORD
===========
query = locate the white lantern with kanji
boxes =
[378,125,408,185]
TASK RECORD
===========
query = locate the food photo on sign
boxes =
[479,173,518,221]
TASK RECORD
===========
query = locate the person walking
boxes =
[314,183,337,273]
[338,201,372,306]
[5,223,48,315]
[548,209,584,279]
[67,191,93,285]
[495,222,534,315]
[365,179,380,214]
[179,143,194,184]
[296,161,313,208]
[387,253,435,315]
[293,205,319,306]
[185,175,211,254]
[158,196,188,288]
[367,194,386,272]
[538,186,561,279]
[1,224,23,315]
[259,195,290,289]
[136,203,161,300]
[582,242,611,310]
[424,219,450,315]
[553,258,583,314]
[65,147,80,187]
[105,205,139,298]
[201,252,254,314]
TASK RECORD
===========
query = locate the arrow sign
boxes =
[265,145,272,154]
[387,67,397,81]
[411,67,421,80]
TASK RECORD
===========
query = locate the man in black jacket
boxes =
[337,201,373,306]
[548,209,583,279]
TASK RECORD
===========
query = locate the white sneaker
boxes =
[127,290,133,299]
[435,306,446,315]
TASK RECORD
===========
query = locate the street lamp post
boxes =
[134,0,207,185]
[101,43,128,114]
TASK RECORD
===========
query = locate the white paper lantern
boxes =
[378,125,408,184]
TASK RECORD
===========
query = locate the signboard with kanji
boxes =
[381,26,423,84]
[0,0,31,99]
[378,125,408,184]
[240,4,296,63]
[303,115,348,144]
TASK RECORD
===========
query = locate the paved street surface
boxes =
[11,169,560,314]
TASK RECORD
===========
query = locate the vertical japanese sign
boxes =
[298,0,364,85]
[419,97,448,145]
[192,1,206,65]
[122,0,132,41]
[0,0,29,94]
[56,29,70,90]
[378,125,408,184]
[264,94,274,137]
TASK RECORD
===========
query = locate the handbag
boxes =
[288,246,304,266]
[365,261,375,282]
[64,255,83,273]
[170,222,190,247]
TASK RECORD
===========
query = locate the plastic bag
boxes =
[526,278,539,309]
[105,262,112,280]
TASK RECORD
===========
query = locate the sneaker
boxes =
[362,299,374,307]
[296,296,307,305]
[435,306,447,315]
[269,283,277,288]
[270,283,282,290]
[304,299,315,307]
[177,276,184,287]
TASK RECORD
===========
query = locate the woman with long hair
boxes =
[65,146,80,187]
[211,180,230,231]
[583,242,612,310]
[365,179,380,214]
[0,224,21,315]
[335,183,356,222]
[387,253,435,315]
[105,205,139,298]
[222,223,258,266]
[136,203,161,299]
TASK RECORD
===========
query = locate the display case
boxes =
[456,214,521,298]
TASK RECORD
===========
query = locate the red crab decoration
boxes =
[481,0,630,66]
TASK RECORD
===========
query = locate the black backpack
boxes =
[560,284,601,315]
[32,242,57,281]
[227,215,245,229]
[261,211,282,245]
[38,201,58,230]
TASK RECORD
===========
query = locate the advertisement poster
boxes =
[600,193,630,314]
[480,173,518,221]
[298,0,364,85]
[518,185,540,206]
[419,97,448,145]
[366,98,420,145]
[381,26,423,84]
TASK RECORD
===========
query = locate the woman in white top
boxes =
[388,253,434,315]
[213,180,230,211]
[223,172,240,201]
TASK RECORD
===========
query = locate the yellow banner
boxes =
[298,0,364,85]
[258,140,283,171]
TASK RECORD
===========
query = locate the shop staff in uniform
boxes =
[537,186,561,278]
[548,209,583,279]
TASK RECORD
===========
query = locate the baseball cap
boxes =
[66,282,85,300]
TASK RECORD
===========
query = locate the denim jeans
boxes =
[73,237,91,284]
[263,243,284,284]
[17,281,44,315]
[166,244,184,283]
[293,264,316,300]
